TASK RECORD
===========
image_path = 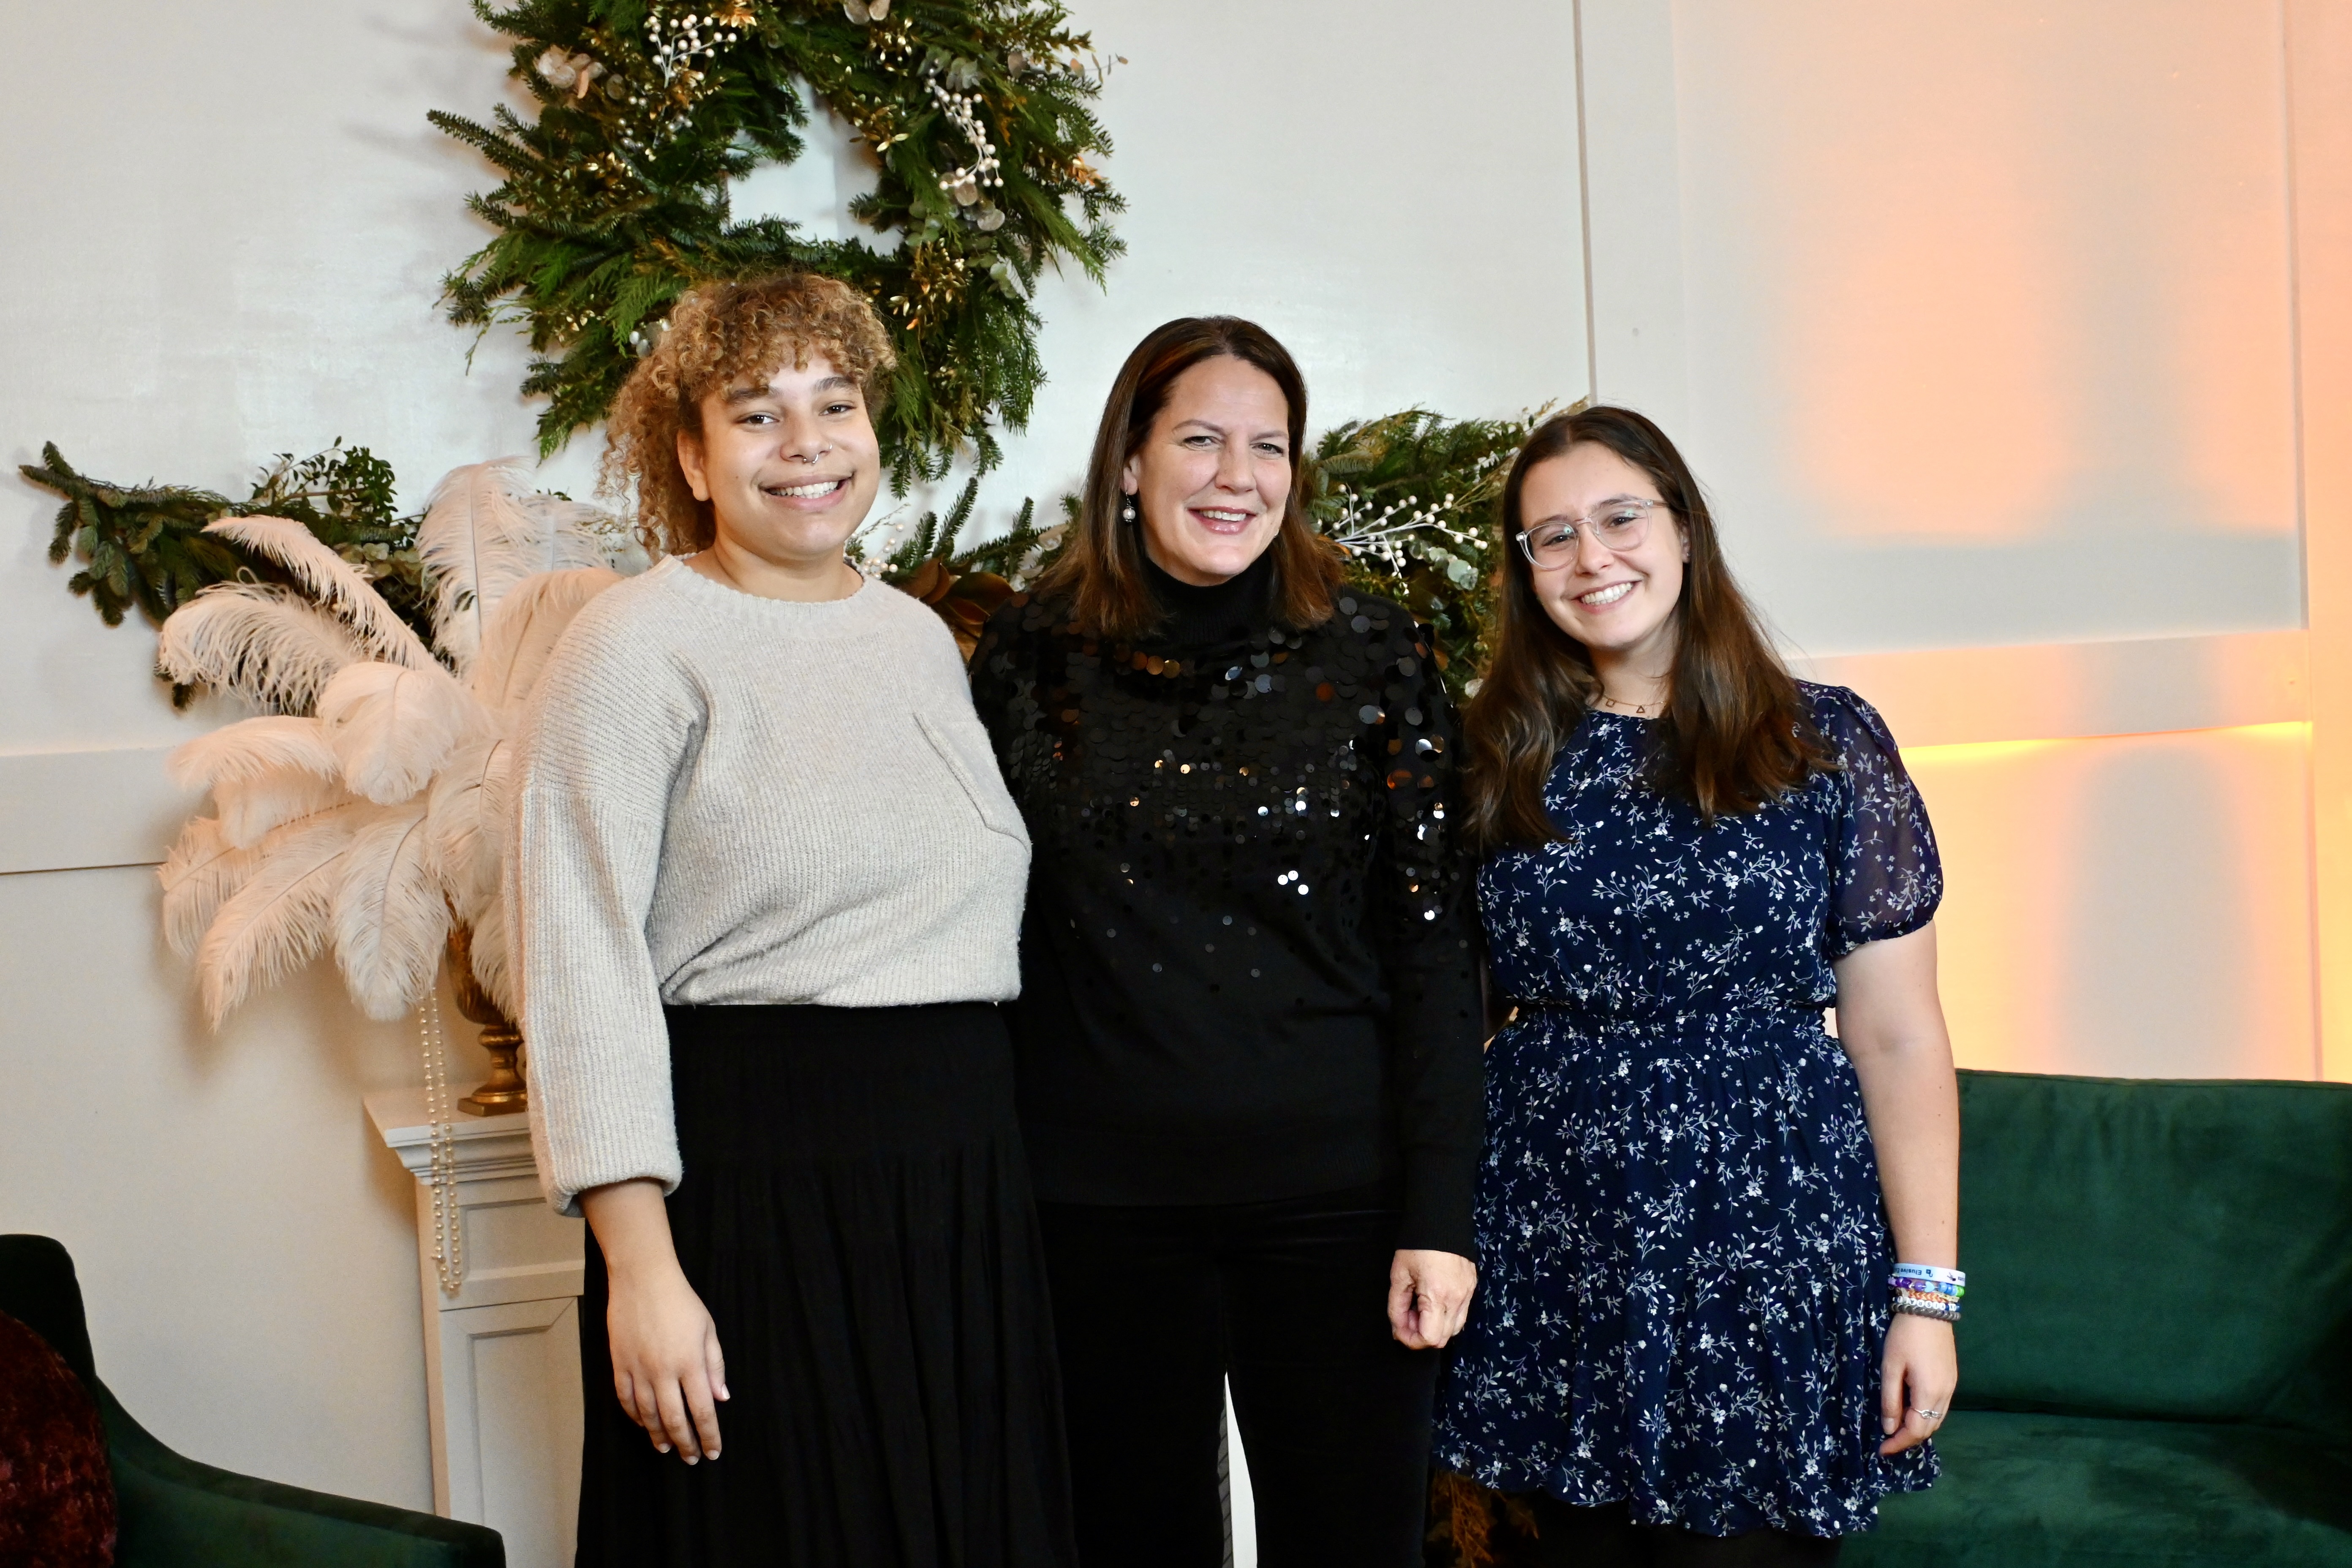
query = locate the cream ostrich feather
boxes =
[315,660,488,805]
[419,460,616,675]
[159,817,267,959]
[468,566,624,713]
[160,465,637,1028]
[167,716,340,790]
[214,771,354,849]
[167,714,351,847]
[205,516,440,672]
[423,736,509,923]
[466,902,516,1019]
[156,584,368,714]
[333,802,449,1020]
[193,803,376,1026]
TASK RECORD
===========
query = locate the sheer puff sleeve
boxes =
[1808,683,1942,958]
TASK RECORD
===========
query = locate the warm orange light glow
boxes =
[2289,0,2352,1084]
[1904,722,2314,1079]
[1900,736,2069,768]
[1905,721,2310,766]
[1789,153,2070,541]
[1673,3,2300,546]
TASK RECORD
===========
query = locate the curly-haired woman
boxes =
[969,316,1486,1565]
[1434,407,1960,1565]
[510,273,1075,1566]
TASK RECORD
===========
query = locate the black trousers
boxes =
[1034,1186,1439,1568]
[1529,1497,1844,1568]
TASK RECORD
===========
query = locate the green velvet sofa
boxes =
[1852,1069,2352,1566]
[0,1234,504,1567]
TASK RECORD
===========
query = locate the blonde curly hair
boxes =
[600,273,898,555]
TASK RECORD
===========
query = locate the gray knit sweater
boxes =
[510,558,1030,1215]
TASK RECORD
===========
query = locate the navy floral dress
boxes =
[1434,684,1941,1538]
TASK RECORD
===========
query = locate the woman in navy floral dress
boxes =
[1435,408,1960,1564]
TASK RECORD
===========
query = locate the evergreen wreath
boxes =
[431,0,1125,487]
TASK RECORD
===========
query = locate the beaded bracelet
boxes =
[1891,1294,1961,1323]
[1889,1278,1963,1299]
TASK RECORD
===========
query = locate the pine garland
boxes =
[22,441,430,640]
[23,438,1055,681]
[431,0,1125,486]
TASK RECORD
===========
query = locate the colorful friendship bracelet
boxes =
[1892,1264,1966,1288]
[1889,1263,1966,1322]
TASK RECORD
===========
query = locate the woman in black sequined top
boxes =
[969,317,1485,1566]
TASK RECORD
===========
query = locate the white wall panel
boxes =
[1796,629,2307,749]
[1575,2,2323,1081]
[1664,0,2303,654]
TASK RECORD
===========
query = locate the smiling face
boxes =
[1122,354,1293,587]
[1521,441,1690,670]
[675,354,882,572]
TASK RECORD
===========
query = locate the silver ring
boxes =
[1914,1407,1944,1421]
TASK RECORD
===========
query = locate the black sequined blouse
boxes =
[969,551,1486,1255]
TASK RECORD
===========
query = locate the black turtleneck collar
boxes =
[1138,543,1278,651]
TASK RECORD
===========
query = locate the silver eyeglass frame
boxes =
[1514,496,1670,569]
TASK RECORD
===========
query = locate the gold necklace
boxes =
[1595,691,1658,717]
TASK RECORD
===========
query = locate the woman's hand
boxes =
[1389,1250,1478,1349]
[580,1179,729,1463]
[1878,1312,1956,1455]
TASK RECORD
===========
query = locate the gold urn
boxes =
[446,923,527,1117]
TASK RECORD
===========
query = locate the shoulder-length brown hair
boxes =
[1031,316,1347,638]
[1462,406,1833,852]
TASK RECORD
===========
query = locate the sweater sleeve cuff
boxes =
[546,1160,682,1221]
[529,1102,683,1219]
[1397,1142,1480,1258]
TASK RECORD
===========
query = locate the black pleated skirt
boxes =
[576,1002,1078,1568]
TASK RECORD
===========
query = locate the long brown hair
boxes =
[1462,406,1833,851]
[1032,316,1347,637]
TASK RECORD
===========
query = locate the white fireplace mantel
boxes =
[368,1092,584,1568]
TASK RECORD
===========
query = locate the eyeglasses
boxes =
[1515,497,1668,569]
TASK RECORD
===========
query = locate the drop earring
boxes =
[1120,495,1137,523]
